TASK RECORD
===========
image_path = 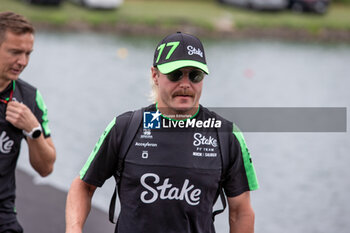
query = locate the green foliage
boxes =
[0,0,349,35]
[333,0,350,4]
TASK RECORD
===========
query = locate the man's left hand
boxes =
[5,101,39,132]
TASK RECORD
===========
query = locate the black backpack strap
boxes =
[212,187,227,221]
[109,108,143,223]
[212,121,232,221]
[109,186,118,224]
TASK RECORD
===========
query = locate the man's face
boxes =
[152,66,204,116]
[0,31,34,87]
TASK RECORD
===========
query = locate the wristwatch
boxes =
[23,125,42,139]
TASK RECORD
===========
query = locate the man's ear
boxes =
[151,67,159,86]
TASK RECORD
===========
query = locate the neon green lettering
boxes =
[165,41,180,59]
[156,43,166,63]
[156,41,180,63]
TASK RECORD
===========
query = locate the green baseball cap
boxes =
[153,32,209,74]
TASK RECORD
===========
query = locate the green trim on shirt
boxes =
[80,117,116,179]
[232,124,259,191]
[35,90,51,135]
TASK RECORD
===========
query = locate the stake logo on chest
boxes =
[140,173,201,206]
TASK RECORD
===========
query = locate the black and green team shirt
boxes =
[0,79,51,224]
[80,104,258,233]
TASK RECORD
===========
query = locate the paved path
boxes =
[15,169,115,233]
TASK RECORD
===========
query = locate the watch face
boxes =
[32,129,42,139]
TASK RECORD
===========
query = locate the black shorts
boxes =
[0,220,23,233]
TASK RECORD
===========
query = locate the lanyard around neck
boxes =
[0,81,15,104]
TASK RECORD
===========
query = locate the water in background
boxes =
[17,32,350,233]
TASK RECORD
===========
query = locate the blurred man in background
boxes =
[0,11,56,233]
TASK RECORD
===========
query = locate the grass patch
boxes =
[1,0,350,33]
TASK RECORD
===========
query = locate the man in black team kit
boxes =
[66,32,258,233]
[0,12,56,232]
